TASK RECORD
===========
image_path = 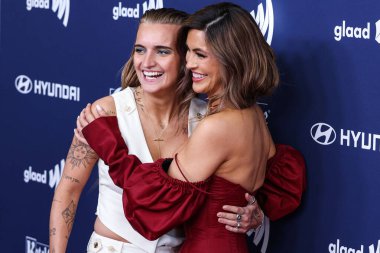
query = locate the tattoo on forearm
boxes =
[67,139,97,169]
[62,174,80,184]
[49,228,56,237]
[61,200,76,234]
[53,198,62,203]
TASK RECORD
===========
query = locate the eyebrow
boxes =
[191,48,208,55]
[134,44,174,51]
[186,43,207,52]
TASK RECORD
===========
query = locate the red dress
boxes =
[82,116,306,252]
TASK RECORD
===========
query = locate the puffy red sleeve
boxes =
[256,144,306,221]
[82,116,209,240]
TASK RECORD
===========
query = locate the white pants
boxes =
[87,232,148,253]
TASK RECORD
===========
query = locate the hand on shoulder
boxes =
[92,95,116,116]
[74,96,116,144]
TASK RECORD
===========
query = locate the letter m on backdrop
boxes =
[52,0,70,27]
[251,0,274,45]
[142,0,163,14]
[369,240,380,253]
[49,159,65,189]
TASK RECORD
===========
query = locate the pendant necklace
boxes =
[135,87,169,158]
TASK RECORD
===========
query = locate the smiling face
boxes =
[185,29,223,97]
[133,23,181,95]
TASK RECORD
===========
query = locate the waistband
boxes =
[87,231,148,253]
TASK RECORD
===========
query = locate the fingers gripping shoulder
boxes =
[92,96,116,116]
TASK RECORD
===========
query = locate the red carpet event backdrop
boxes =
[0,0,379,252]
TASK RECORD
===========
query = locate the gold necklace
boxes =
[134,87,169,157]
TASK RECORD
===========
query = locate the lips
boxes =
[192,72,206,82]
[143,70,164,80]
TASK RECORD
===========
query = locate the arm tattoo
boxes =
[67,138,97,169]
[49,228,56,237]
[62,174,80,184]
[61,200,76,234]
[52,198,62,203]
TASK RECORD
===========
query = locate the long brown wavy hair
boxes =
[177,2,279,114]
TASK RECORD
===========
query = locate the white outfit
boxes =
[87,87,207,253]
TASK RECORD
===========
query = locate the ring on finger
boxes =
[237,221,241,228]
[236,213,242,221]
[253,209,262,219]
[249,196,256,205]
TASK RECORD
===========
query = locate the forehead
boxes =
[186,29,208,49]
[135,23,180,47]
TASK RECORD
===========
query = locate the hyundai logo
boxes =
[310,123,336,145]
[15,75,33,94]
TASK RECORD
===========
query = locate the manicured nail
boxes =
[96,104,102,112]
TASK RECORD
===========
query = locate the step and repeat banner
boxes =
[1,0,379,252]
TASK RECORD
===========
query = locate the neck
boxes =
[140,87,178,126]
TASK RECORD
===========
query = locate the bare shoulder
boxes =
[92,96,116,116]
[192,112,232,143]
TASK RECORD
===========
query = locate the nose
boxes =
[142,51,156,68]
[185,51,197,69]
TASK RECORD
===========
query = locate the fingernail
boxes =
[96,104,102,112]
[217,213,221,217]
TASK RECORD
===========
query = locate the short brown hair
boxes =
[178,2,279,112]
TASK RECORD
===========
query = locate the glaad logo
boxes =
[15,74,80,102]
[26,0,70,27]
[311,122,380,152]
[329,239,380,253]
[113,0,163,21]
[376,20,380,44]
[251,0,274,45]
[52,0,70,27]
[15,75,33,94]
[334,20,370,41]
[23,159,65,189]
[310,123,337,145]
[25,236,49,253]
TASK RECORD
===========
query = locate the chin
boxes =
[192,83,207,94]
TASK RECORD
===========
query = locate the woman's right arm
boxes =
[49,97,115,253]
[49,136,98,253]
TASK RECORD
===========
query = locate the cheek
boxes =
[133,55,140,69]
[166,57,181,75]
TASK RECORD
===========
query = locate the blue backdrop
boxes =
[1,0,379,252]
